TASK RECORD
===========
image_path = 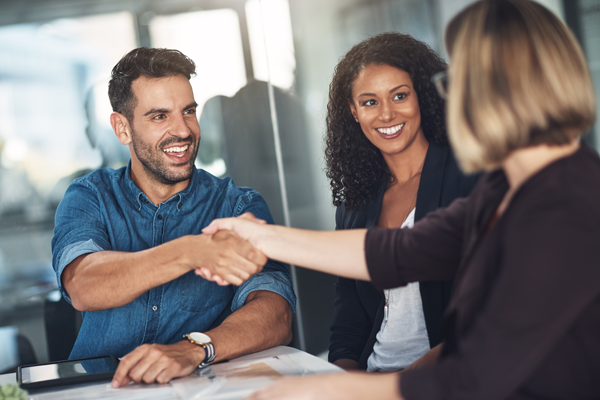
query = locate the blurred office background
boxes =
[0,0,597,371]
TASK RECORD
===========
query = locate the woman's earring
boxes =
[355,118,359,122]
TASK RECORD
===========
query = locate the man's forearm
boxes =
[62,236,194,311]
[111,290,292,388]
[63,230,265,311]
[205,290,293,363]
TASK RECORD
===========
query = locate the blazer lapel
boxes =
[415,142,448,221]
[363,179,386,228]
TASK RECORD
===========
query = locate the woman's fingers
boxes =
[202,218,235,235]
[203,213,266,236]
[238,212,267,224]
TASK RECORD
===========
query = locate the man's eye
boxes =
[184,109,196,115]
[153,114,166,120]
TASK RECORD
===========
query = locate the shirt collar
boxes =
[124,161,197,211]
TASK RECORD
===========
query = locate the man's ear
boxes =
[110,112,132,145]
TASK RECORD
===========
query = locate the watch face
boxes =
[189,332,211,343]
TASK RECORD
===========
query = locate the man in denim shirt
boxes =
[51,48,296,387]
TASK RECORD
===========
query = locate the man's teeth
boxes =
[377,123,405,135]
[163,145,189,154]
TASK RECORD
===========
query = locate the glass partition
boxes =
[0,11,137,366]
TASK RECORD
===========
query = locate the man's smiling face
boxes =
[128,74,200,185]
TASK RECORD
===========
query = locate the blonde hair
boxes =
[445,0,596,173]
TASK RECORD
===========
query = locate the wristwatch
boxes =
[184,332,216,368]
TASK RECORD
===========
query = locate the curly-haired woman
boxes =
[325,33,479,372]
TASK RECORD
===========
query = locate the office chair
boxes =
[44,290,82,362]
[0,328,37,374]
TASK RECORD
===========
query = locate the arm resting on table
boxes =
[207,290,293,363]
[112,290,292,387]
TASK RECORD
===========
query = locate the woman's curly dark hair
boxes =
[325,33,448,210]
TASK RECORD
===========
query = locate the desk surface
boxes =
[1,346,342,400]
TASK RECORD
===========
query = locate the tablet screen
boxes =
[20,356,117,384]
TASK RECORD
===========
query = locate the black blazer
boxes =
[328,142,479,369]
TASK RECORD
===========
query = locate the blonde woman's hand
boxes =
[203,213,268,247]
[190,230,267,286]
[197,213,269,283]
[245,375,338,400]
[244,372,404,400]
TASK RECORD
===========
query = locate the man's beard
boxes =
[131,128,199,185]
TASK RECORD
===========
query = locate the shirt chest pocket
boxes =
[178,272,233,314]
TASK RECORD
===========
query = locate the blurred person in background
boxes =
[325,32,478,372]
[203,0,600,398]
[48,86,132,208]
[0,136,44,221]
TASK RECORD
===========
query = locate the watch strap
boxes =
[199,342,216,368]
[184,333,216,368]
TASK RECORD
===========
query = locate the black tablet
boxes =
[17,355,119,391]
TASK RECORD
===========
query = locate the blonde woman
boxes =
[202,0,599,399]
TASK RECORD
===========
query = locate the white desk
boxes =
[1,346,342,400]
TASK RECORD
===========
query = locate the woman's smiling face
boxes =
[349,64,425,159]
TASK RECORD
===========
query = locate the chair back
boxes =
[44,290,82,362]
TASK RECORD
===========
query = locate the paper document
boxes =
[171,348,339,400]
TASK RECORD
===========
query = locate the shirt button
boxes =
[157,215,163,220]
[152,306,158,311]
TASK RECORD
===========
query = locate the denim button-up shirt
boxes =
[51,164,295,359]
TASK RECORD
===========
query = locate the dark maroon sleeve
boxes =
[398,185,600,400]
[365,197,469,289]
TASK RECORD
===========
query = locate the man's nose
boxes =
[170,114,191,138]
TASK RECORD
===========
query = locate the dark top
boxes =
[366,145,600,400]
[328,143,479,369]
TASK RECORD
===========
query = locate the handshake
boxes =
[194,213,272,286]
[194,213,354,285]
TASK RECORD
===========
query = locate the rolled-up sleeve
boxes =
[232,264,296,313]
[51,179,110,303]
[229,189,296,312]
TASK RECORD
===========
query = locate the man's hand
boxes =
[190,230,267,286]
[197,214,268,284]
[111,341,203,388]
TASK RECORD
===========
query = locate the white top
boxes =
[367,208,431,371]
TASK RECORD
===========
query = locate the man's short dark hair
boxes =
[108,47,196,124]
